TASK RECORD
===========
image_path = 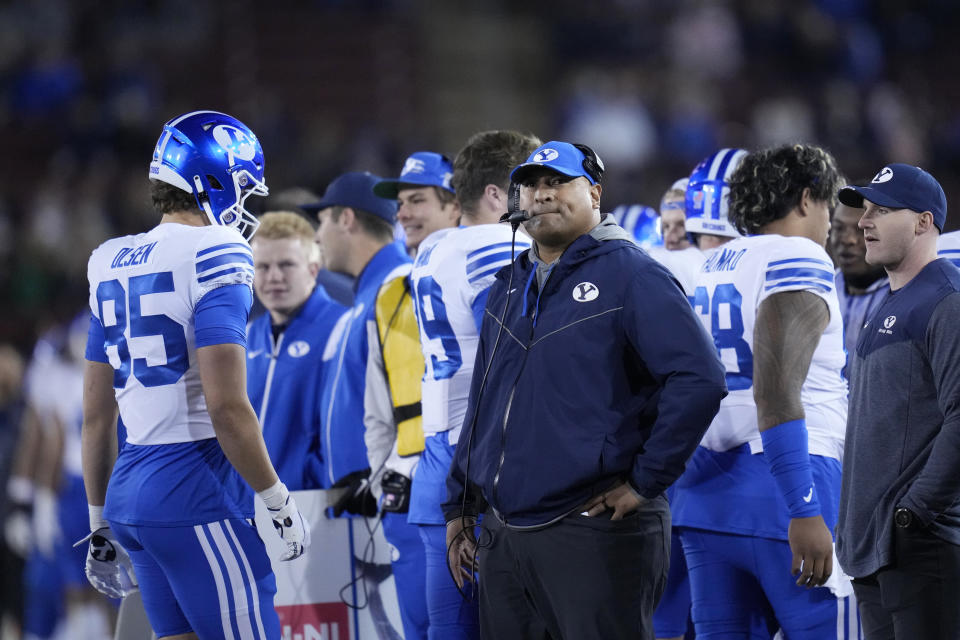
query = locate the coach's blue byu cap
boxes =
[373,151,455,199]
[839,163,947,231]
[510,141,599,186]
[303,171,397,224]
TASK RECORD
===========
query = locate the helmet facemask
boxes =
[194,166,268,241]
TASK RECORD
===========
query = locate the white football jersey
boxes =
[23,341,84,475]
[23,335,63,425]
[692,234,847,460]
[86,223,254,445]
[647,246,706,295]
[937,229,960,267]
[50,358,84,476]
[411,224,530,442]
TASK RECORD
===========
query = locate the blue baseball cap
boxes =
[303,171,397,224]
[510,141,600,185]
[839,163,947,231]
[373,151,455,199]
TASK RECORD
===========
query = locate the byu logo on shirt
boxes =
[572,282,599,302]
[287,340,310,358]
[879,315,896,335]
[534,149,559,163]
[872,167,894,183]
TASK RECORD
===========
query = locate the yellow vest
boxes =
[375,275,425,456]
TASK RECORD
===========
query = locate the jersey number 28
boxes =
[691,283,753,390]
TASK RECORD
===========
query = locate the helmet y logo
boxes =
[213,125,257,165]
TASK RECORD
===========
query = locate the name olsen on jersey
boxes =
[111,242,159,269]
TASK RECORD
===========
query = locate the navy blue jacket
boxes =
[443,231,727,527]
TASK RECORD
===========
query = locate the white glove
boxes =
[5,476,33,557]
[33,487,61,558]
[5,509,31,557]
[80,526,138,598]
[258,481,311,561]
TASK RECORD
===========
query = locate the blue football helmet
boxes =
[149,110,268,240]
[685,148,747,239]
[612,204,663,249]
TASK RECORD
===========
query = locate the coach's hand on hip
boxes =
[581,481,646,520]
[446,516,478,589]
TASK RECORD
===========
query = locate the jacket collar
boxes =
[354,242,412,299]
[502,215,633,284]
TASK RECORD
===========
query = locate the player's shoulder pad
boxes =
[760,236,835,294]
[87,233,146,274]
[762,236,832,269]
[460,225,528,285]
[192,225,254,293]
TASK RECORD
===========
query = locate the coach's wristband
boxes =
[257,480,290,511]
[761,419,820,518]
[88,504,108,532]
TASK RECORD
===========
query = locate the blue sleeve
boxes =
[194,284,252,348]
[85,314,109,363]
[471,289,490,333]
[624,260,728,498]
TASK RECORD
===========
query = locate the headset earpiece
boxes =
[509,181,521,214]
[499,181,530,229]
[573,143,604,184]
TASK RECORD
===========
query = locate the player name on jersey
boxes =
[110,242,159,269]
[701,246,747,273]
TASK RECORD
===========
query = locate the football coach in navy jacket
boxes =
[443,141,727,639]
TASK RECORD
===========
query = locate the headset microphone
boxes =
[501,208,530,228]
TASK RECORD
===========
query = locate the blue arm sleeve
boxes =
[194,284,252,348]
[471,289,490,333]
[85,314,109,363]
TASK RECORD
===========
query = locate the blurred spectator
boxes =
[0,344,25,636]
[559,69,657,170]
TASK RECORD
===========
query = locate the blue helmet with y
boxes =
[149,110,268,240]
[685,148,747,239]
[612,204,662,249]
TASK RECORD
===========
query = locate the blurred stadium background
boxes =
[1,0,959,350]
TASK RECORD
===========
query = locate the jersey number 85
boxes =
[96,272,189,388]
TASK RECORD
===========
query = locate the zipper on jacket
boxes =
[491,385,516,519]
[325,311,356,485]
[256,331,284,427]
[492,264,545,518]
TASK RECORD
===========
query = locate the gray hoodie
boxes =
[529,213,636,288]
